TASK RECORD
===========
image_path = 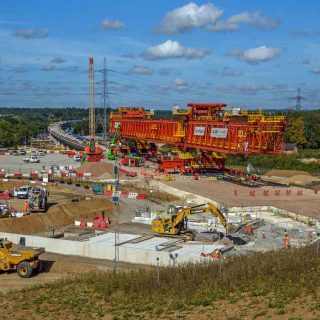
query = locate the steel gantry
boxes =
[109,103,287,170]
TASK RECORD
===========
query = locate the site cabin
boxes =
[120,157,140,167]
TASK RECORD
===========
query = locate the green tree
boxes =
[286,117,307,148]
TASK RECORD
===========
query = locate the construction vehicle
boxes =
[0,238,44,278]
[14,185,32,199]
[22,155,40,163]
[106,122,121,160]
[151,203,231,239]
[28,186,48,212]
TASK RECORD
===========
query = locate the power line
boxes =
[288,88,305,111]
[96,57,111,141]
[110,72,206,98]
[0,65,87,72]
[1,79,87,85]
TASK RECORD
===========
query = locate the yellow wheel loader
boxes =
[0,238,45,278]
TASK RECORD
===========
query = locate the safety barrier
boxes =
[119,168,138,177]
[0,190,10,199]
[75,215,111,229]
[103,190,146,200]
[232,188,312,197]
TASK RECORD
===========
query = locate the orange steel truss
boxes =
[109,104,287,155]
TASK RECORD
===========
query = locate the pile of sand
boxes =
[76,162,122,179]
[0,198,113,234]
[265,169,311,177]
[287,175,320,185]
[300,158,320,164]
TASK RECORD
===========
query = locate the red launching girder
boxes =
[109,104,286,155]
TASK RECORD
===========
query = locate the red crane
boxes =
[85,57,103,162]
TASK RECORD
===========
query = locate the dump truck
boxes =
[0,238,45,278]
[28,186,48,212]
[151,203,233,240]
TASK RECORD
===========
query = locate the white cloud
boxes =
[311,67,320,74]
[173,77,189,91]
[14,67,27,73]
[208,11,278,31]
[159,3,278,33]
[216,83,290,95]
[289,29,310,37]
[142,40,211,60]
[51,57,66,64]
[101,19,126,30]
[229,45,282,64]
[129,65,153,75]
[159,2,223,33]
[42,64,55,71]
[121,53,134,59]
[222,70,244,76]
[13,28,50,39]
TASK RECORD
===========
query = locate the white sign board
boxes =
[114,122,121,129]
[194,126,205,136]
[210,128,228,138]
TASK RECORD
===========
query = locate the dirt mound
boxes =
[287,175,320,185]
[76,161,122,179]
[265,169,311,177]
[0,198,113,234]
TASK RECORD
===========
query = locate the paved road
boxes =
[0,154,81,174]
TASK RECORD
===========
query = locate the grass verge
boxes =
[1,245,320,319]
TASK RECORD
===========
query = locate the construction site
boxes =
[0,58,319,320]
[0,58,319,280]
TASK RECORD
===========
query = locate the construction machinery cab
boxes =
[152,203,231,239]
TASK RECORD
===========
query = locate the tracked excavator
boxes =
[151,203,233,240]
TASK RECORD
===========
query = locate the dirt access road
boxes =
[165,179,320,218]
[0,252,144,293]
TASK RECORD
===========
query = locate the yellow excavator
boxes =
[151,203,231,239]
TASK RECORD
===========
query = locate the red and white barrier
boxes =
[0,190,10,199]
[103,190,146,200]
[75,215,111,229]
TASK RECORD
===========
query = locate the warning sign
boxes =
[210,128,228,138]
[194,126,205,136]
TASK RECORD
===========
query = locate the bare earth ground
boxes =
[165,180,320,218]
[0,252,142,294]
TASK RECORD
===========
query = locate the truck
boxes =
[28,186,48,212]
[0,238,44,278]
[15,185,32,199]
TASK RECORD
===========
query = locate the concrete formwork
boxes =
[0,231,225,266]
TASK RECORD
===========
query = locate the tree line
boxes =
[0,108,319,150]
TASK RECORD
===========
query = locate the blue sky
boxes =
[0,0,319,109]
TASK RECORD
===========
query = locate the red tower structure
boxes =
[85,57,103,162]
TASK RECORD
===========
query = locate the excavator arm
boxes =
[151,203,228,236]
